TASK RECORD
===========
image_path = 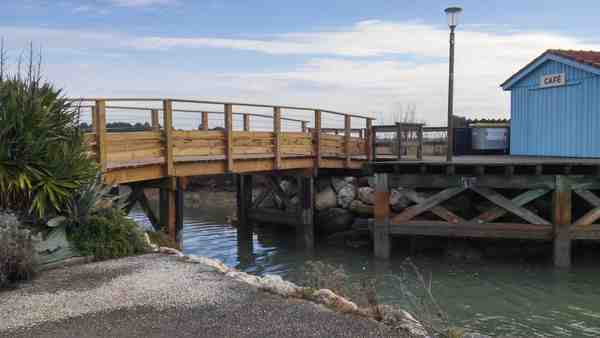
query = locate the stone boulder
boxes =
[331,177,349,193]
[337,185,356,209]
[375,305,428,337]
[390,188,412,212]
[357,187,375,205]
[315,187,337,211]
[317,208,355,235]
[348,200,373,216]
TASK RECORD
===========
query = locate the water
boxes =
[131,191,600,337]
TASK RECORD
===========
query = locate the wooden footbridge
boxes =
[76,98,600,268]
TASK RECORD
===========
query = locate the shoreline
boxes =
[0,252,421,338]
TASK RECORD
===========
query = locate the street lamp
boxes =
[445,6,462,162]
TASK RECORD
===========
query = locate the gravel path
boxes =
[0,254,400,337]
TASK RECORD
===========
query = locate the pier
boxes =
[79,99,600,268]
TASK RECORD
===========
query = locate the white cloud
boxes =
[3,20,600,125]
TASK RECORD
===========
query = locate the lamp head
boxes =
[444,6,463,28]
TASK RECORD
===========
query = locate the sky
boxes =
[3,0,600,127]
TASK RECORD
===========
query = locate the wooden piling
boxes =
[298,174,315,250]
[159,177,177,241]
[236,174,254,257]
[374,173,391,259]
[94,100,107,171]
[553,175,572,268]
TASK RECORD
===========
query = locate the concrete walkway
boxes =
[0,254,399,338]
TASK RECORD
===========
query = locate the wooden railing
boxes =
[72,98,374,183]
[372,123,448,161]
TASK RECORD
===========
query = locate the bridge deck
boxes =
[79,98,374,184]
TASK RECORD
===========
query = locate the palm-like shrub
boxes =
[0,65,97,220]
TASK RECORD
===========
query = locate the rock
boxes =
[337,185,356,209]
[260,274,301,296]
[185,255,229,273]
[279,179,297,196]
[348,200,373,216]
[317,208,355,235]
[344,177,356,185]
[311,289,358,313]
[159,246,185,257]
[46,216,66,228]
[33,226,80,269]
[315,187,337,211]
[357,187,375,205]
[390,189,412,212]
[375,305,428,337]
[331,177,349,193]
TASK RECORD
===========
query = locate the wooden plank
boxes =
[389,221,553,240]
[163,99,174,176]
[201,111,209,131]
[107,131,162,141]
[95,100,107,172]
[573,189,600,226]
[574,188,600,207]
[390,187,466,224]
[553,175,572,268]
[473,188,549,223]
[137,187,160,230]
[374,173,391,259]
[344,115,351,168]
[471,186,551,225]
[388,174,556,189]
[273,107,282,170]
[268,176,293,209]
[417,126,423,160]
[396,123,402,160]
[151,109,160,131]
[225,103,234,171]
[398,188,465,223]
[243,113,250,132]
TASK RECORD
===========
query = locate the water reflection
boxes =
[130,191,600,337]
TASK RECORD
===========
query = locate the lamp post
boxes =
[445,6,462,162]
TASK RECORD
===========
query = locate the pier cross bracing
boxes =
[77,98,600,268]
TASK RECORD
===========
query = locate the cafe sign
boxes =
[540,73,566,88]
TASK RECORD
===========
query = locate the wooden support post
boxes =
[163,99,174,176]
[243,113,250,132]
[396,123,402,160]
[369,121,375,162]
[273,107,282,170]
[301,121,308,133]
[374,173,391,259]
[175,178,184,235]
[344,115,351,168]
[297,175,315,250]
[91,106,97,132]
[417,125,423,160]
[159,177,178,241]
[201,111,209,131]
[314,110,322,173]
[151,109,160,131]
[553,175,572,268]
[225,104,234,172]
[94,100,107,171]
[237,174,254,262]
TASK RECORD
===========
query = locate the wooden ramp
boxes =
[78,98,375,184]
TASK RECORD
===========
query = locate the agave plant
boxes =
[64,175,129,228]
[0,50,97,221]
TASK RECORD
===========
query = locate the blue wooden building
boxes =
[501,50,600,158]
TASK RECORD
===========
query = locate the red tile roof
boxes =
[501,49,600,89]
[548,49,600,69]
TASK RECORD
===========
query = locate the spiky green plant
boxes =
[0,49,97,221]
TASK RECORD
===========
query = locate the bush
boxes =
[0,212,34,289]
[0,47,97,220]
[67,209,148,260]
